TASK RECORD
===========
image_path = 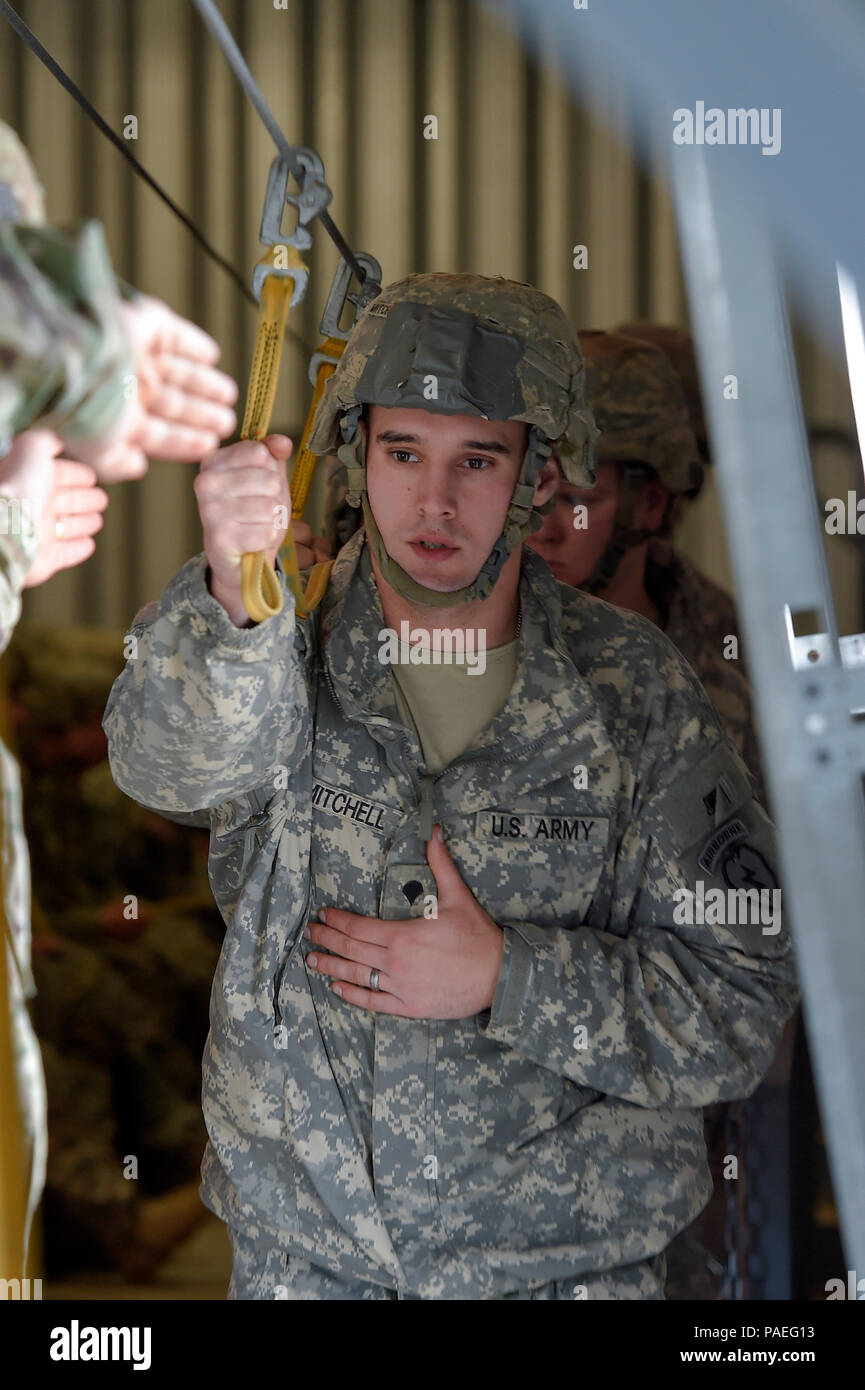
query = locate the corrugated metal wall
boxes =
[0,0,858,632]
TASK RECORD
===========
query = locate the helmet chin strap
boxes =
[336,408,551,607]
[579,466,659,597]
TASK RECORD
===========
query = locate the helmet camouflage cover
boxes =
[615,320,708,467]
[579,329,704,496]
[307,271,598,605]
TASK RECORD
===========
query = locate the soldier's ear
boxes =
[532,452,561,507]
[634,478,670,531]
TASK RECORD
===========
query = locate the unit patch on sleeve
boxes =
[697,815,778,890]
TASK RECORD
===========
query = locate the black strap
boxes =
[190,0,368,290]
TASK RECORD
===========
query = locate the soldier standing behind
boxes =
[528,328,765,802]
[527,326,791,1299]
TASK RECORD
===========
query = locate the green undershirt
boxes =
[391,639,519,775]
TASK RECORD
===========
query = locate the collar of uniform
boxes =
[320,532,617,775]
[319,529,395,722]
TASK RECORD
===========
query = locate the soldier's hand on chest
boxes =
[303,825,504,1019]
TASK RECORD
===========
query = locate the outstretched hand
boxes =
[0,430,109,588]
[71,295,239,482]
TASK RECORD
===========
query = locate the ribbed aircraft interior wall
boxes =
[0,0,857,633]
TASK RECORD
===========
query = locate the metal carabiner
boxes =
[251,148,332,307]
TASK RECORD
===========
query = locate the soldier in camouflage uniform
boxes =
[105,272,798,1299]
[526,328,764,802]
[616,321,765,803]
[0,120,132,1275]
[317,327,775,1297]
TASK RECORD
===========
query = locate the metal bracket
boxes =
[320,250,383,334]
[252,150,332,306]
[308,251,383,383]
[670,142,865,1276]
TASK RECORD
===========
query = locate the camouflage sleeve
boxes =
[0,507,39,655]
[103,553,303,815]
[480,637,798,1109]
[0,220,133,454]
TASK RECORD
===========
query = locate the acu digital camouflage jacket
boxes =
[103,530,798,1298]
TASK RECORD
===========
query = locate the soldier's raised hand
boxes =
[194,433,292,624]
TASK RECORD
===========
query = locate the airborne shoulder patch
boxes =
[697,815,778,890]
[697,817,748,875]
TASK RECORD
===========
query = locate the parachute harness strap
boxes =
[273,253,383,615]
[239,241,304,621]
[187,0,382,623]
[581,463,658,595]
[233,159,380,622]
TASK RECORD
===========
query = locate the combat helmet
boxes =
[0,120,45,224]
[307,271,598,606]
[615,321,709,469]
[576,329,703,593]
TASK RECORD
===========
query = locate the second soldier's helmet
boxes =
[569,329,704,595]
[579,329,704,497]
[613,321,709,474]
[307,271,598,606]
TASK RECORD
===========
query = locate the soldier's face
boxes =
[527,459,622,587]
[364,404,553,594]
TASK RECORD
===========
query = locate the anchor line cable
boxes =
[0,0,318,357]
[189,0,368,288]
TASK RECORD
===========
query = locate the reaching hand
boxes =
[71,295,239,482]
[0,429,109,587]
